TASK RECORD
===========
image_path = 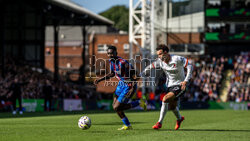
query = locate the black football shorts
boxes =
[167,85,186,100]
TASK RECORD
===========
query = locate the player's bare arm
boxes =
[180,61,193,90]
[94,71,115,85]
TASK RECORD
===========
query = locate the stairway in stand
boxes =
[219,70,232,102]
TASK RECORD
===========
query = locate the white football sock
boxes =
[173,106,182,120]
[158,102,168,124]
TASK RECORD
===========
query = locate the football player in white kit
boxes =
[141,44,193,130]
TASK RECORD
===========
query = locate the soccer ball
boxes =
[78,116,91,130]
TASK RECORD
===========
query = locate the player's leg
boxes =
[113,91,132,111]
[171,98,184,130]
[153,91,177,129]
[113,99,125,118]
[157,92,176,123]
[153,85,185,130]
[171,99,181,120]
[152,92,174,129]
[115,83,144,111]
[118,99,146,111]
[166,86,185,130]
[162,92,176,103]
[152,100,168,129]
[113,102,127,120]
[113,96,127,120]
[127,84,141,109]
[118,112,133,130]
[113,84,126,111]
[113,84,136,130]
[113,100,132,130]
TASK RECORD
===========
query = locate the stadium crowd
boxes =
[227,52,250,102]
[183,56,225,102]
[0,58,96,111]
[183,52,249,102]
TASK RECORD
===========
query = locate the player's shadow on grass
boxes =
[94,121,146,126]
[158,129,250,132]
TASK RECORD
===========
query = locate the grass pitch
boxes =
[0,110,249,141]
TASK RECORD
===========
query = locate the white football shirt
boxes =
[143,55,193,87]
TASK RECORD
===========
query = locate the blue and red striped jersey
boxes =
[109,56,134,82]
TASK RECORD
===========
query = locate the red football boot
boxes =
[175,116,184,130]
[152,122,162,129]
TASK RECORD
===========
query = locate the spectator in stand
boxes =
[7,77,29,115]
[43,79,53,111]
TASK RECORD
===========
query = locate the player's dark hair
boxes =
[107,45,117,52]
[156,44,169,53]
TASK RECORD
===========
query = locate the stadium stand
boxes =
[183,52,249,102]
[0,58,96,110]
[227,52,250,102]
[183,56,224,102]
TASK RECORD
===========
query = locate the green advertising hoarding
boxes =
[208,101,249,110]
[15,99,249,112]
[17,99,44,112]
[97,100,113,110]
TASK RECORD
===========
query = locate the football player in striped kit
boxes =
[141,44,193,130]
[94,45,146,130]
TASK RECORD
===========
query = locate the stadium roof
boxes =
[45,0,114,25]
